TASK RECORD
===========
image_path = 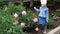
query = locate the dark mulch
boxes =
[23,26,44,34]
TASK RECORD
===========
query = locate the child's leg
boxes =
[43,24,47,33]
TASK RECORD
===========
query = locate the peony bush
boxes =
[0,2,38,34]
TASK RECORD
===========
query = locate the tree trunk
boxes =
[30,0,34,7]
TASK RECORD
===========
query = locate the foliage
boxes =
[0,2,38,34]
[0,0,4,2]
[47,18,55,29]
[0,2,26,34]
[47,17,60,29]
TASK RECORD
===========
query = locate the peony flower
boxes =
[21,22,25,27]
[35,27,39,31]
[13,21,18,25]
[22,10,27,16]
[33,18,38,22]
[13,13,18,18]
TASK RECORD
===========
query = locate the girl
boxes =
[34,0,49,34]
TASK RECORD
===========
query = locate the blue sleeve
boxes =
[46,8,49,20]
[34,8,40,12]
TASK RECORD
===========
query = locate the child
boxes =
[34,0,49,34]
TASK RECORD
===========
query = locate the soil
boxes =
[23,26,52,34]
[26,29,52,34]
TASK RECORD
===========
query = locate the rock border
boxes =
[47,26,60,34]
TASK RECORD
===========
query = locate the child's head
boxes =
[40,0,47,7]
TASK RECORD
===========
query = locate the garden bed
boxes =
[0,2,60,34]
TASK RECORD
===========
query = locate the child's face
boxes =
[41,4,46,7]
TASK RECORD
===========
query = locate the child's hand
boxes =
[46,19,48,23]
[34,7,36,9]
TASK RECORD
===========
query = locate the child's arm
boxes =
[46,8,49,22]
[34,7,40,12]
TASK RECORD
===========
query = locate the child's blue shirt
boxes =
[35,6,49,20]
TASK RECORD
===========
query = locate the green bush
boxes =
[0,0,4,2]
[0,2,38,34]
[0,2,25,34]
[47,18,55,29]
[47,18,60,29]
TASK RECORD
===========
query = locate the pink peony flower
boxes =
[35,27,39,31]
[13,13,18,18]
[13,21,18,25]
[22,10,27,16]
[21,22,25,27]
[33,18,38,22]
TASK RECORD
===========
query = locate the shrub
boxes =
[0,2,38,34]
[0,2,26,34]
[47,18,60,29]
